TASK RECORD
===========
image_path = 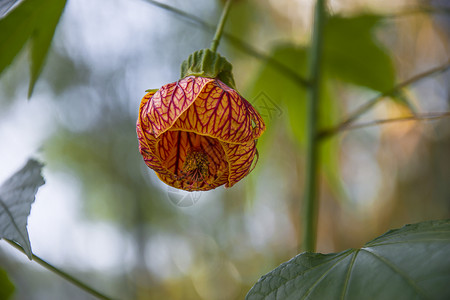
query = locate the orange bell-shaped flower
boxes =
[137,76,265,191]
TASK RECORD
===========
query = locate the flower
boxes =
[137,76,265,191]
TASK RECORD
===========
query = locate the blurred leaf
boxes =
[0,0,67,98]
[28,0,67,97]
[324,14,396,92]
[227,0,259,41]
[0,268,14,300]
[248,44,343,198]
[247,219,450,299]
[247,44,308,146]
[0,159,45,259]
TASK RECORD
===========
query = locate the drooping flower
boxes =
[137,75,265,191]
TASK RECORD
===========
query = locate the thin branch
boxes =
[319,61,450,139]
[223,34,311,87]
[143,0,211,28]
[332,112,450,133]
[384,6,450,18]
[5,240,114,300]
[142,0,310,87]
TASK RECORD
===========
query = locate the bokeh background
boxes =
[0,0,449,299]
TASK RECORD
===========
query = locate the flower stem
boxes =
[302,0,327,253]
[5,240,114,300]
[210,0,233,53]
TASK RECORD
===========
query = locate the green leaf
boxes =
[247,44,308,146]
[0,159,45,259]
[0,0,67,98]
[247,44,344,199]
[0,268,14,300]
[246,219,450,300]
[28,0,67,97]
[0,1,37,74]
[324,14,395,92]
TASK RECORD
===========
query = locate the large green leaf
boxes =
[323,14,395,92]
[246,219,450,300]
[0,268,14,300]
[0,0,67,97]
[0,159,45,259]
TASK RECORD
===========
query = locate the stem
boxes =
[5,240,114,300]
[319,60,450,139]
[329,111,450,133]
[383,6,450,18]
[210,0,233,53]
[302,0,327,253]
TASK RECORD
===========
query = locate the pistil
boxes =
[182,148,209,186]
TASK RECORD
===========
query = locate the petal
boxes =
[137,89,157,146]
[155,131,229,191]
[142,76,214,137]
[171,79,266,144]
[137,89,168,173]
[136,121,167,175]
[221,141,258,187]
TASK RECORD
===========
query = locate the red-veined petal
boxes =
[171,79,265,144]
[221,141,258,187]
[155,131,229,191]
[142,76,214,137]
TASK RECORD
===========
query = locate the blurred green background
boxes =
[0,0,449,299]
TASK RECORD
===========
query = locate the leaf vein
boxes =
[340,249,358,300]
[0,196,27,245]
[300,252,353,300]
[361,248,430,299]
[262,251,353,299]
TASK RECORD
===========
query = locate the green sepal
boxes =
[180,49,236,89]
[145,88,159,93]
